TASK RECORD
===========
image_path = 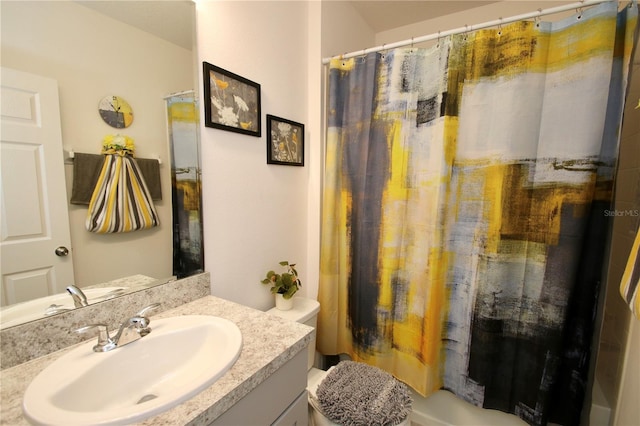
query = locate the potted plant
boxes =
[261,261,301,310]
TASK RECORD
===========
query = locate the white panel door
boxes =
[1,67,75,306]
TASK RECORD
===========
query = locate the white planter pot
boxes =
[275,294,294,311]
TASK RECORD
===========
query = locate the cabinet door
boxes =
[272,390,308,426]
[210,349,307,425]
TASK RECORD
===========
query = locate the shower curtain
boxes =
[318,2,638,425]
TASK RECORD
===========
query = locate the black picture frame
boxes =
[266,115,304,166]
[203,62,261,137]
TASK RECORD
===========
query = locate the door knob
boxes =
[55,246,69,256]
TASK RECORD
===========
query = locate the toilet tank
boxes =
[266,297,320,370]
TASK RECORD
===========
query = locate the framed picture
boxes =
[266,115,304,166]
[203,62,261,137]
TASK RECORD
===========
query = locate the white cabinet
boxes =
[210,348,308,425]
[272,390,308,426]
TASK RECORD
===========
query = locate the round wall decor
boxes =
[98,95,134,128]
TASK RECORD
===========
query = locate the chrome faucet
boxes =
[42,285,89,317]
[66,285,88,308]
[44,304,71,316]
[75,303,161,352]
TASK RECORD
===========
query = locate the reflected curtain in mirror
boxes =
[165,92,204,278]
[318,2,638,425]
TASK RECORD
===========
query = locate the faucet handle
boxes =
[75,324,116,352]
[136,302,161,317]
[130,303,161,337]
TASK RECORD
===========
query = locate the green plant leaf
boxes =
[261,261,301,296]
[283,285,298,299]
[281,273,293,286]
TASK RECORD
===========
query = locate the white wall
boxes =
[196,1,313,310]
[306,0,323,303]
[320,0,376,58]
[375,1,575,47]
[194,0,377,310]
[1,1,194,286]
[610,51,640,425]
[616,320,640,425]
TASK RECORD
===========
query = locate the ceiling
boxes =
[76,1,500,51]
[348,1,500,33]
[76,0,638,65]
[75,1,194,50]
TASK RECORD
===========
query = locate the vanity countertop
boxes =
[0,295,314,425]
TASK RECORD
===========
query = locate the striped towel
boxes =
[620,227,640,320]
[86,154,159,233]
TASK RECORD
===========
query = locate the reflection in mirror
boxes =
[0,275,174,330]
[0,1,201,327]
[166,92,204,278]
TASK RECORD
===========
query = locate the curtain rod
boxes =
[322,0,612,64]
[163,89,195,99]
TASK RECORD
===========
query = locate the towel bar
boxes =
[66,149,161,164]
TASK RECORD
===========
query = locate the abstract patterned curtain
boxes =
[318,3,638,425]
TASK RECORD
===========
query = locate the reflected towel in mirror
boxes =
[85,154,160,233]
[70,153,162,204]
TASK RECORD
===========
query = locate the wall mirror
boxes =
[0,0,202,328]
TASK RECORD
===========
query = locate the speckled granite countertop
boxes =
[0,295,313,425]
[86,273,161,290]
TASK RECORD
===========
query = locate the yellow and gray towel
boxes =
[86,153,159,233]
[71,153,161,204]
[620,227,640,320]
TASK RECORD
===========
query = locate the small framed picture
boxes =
[266,115,304,166]
[203,62,261,137]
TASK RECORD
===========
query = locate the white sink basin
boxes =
[23,315,242,425]
[0,287,125,329]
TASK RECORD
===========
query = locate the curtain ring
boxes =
[497,17,503,36]
[436,30,441,48]
[380,43,387,59]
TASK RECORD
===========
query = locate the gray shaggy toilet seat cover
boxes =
[315,360,412,426]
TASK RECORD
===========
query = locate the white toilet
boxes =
[267,297,410,426]
[267,297,529,426]
[266,297,321,372]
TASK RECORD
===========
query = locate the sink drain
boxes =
[136,394,158,404]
